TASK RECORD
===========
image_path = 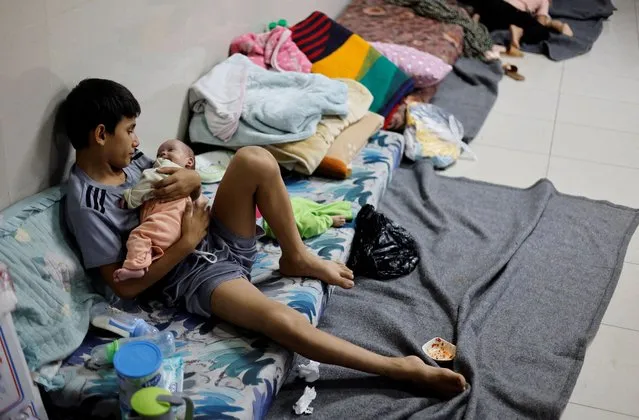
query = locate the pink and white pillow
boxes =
[371,42,452,89]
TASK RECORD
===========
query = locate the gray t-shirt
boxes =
[64,150,261,315]
[65,150,154,269]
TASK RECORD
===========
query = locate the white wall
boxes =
[0,0,349,209]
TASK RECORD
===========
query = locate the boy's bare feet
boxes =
[561,23,574,37]
[393,356,467,397]
[280,252,355,288]
[509,24,524,57]
[547,18,574,37]
[331,215,347,228]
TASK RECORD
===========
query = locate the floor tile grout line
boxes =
[542,114,639,138]
[560,90,639,107]
[556,120,639,137]
[486,109,556,124]
[547,66,564,177]
[487,106,639,138]
[559,90,639,107]
[624,260,639,265]
[549,154,639,171]
[568,402,639,418]
[472,142,639,172]
[488,109,562,124]
[475,143,550,157]
[600,322,639,333]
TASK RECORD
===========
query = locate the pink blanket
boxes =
[229,27,311,73]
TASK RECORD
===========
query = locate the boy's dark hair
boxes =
[63,78,141,150]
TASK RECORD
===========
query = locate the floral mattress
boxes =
[47,131,405,419]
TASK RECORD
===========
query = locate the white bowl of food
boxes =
[422,337,456,362]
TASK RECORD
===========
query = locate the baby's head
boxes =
[156,139,195,169]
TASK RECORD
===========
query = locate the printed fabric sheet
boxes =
[48,132,405,420]
[337,0,465,129]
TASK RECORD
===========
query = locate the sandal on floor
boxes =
[503,64,525,81]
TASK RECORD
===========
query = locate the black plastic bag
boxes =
[347,204,420,280]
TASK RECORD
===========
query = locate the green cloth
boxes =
[264,197,353,239]
[385,0,493,59]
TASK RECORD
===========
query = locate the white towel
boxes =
[189,57,248,142]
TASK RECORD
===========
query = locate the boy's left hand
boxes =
[153,167,201,202]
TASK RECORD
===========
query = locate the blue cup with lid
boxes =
[114,341,163,415]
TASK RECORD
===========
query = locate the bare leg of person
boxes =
[551,19,573,36]
[211,146,467,397]
[536,14,551,26]
[537,14,574,36]
[211,278,467,397]
[213,146,355,288]
[508,25,525,57]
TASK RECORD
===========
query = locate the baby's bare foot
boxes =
[114,268,145,282]
[280,252,354,288]
[331,216,347,228]
[394,356,467,398]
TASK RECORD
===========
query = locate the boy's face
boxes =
[103,117,139,169]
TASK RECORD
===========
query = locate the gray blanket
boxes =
[431,58,503,142]
[267,162,639,420]
[492,0,614,61]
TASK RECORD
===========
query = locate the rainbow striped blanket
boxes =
[291,11,414,117]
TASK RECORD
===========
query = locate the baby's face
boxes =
[156,139,194,168]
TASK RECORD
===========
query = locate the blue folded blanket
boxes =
[0,188,102,379]
[189,54,349,147]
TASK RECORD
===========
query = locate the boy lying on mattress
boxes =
[62,78,466,397]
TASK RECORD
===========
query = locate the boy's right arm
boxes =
[98,237,196,299]
[99,199,209,299]
[70,195,209,299]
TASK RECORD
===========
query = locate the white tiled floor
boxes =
[442,1,639,417]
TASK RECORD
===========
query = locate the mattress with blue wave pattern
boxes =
[49,131,405,419]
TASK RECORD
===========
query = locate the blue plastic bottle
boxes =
[90,302,159,337]
[90,331,176,366]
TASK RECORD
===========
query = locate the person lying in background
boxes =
[505,0,573,55]
[465,0,573,57]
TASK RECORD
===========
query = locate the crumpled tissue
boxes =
[297,360,320,383]
[293,386,317,415]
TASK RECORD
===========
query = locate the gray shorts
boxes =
[159,216,265,317]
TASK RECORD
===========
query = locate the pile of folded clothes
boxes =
[189,3,478,176]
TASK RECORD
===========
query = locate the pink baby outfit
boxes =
[505,0,550,16]
[114,158,210,282]
[229,26,312,73]
[123,198,189,272]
